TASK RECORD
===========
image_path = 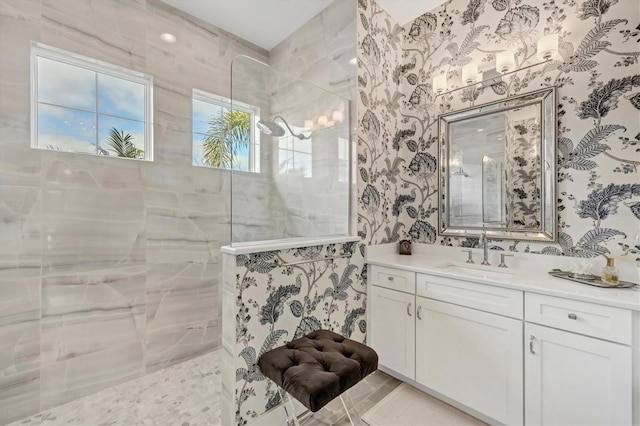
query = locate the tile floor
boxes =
[9,350,484,426]
[10,351,222,426]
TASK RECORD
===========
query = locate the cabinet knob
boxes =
[417,305,422,320]
[407,302,412,316]
[388,276,394,281]
[568,313,577,320]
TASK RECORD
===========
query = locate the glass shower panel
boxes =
[230,55,350,245]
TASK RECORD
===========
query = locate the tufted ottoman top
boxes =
[257,330,378,412]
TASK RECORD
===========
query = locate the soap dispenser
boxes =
[601,256,619,286]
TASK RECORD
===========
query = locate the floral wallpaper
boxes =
[505,116,542,228]
[356,0,409,244]
[357,0,640,260]
[230,241,366,425]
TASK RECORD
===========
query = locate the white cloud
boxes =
[98,74,145,120]
[37,57,95,111]
[37,56,147,122]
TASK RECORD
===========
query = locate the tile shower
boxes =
[0,0,356,424]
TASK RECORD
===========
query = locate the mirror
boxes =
[438,87,557,241]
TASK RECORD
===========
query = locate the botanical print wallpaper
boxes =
[229,241,366,425]
[356,0,408,244]
[357,0,640,260]
[504,116,542,228]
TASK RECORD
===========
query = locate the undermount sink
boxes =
[435,262,515,280]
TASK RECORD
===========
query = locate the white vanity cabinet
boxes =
[367,256,638,426]
[415,274,524,426]
[369,265,416,379]
[368,266,524,425]
[525,293,633,426]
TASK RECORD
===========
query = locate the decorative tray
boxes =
[548,269,638,289]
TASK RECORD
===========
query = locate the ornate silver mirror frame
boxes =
[438,87,557,241]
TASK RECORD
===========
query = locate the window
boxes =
[31,43,153,160]
[278,127,312,177]
[192,89,260,172]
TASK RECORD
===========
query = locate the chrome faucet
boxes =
[480,231,490,266]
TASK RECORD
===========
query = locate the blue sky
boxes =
[37,56,145,155]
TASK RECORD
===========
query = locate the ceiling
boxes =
[161,0,332,51]
[161,0,447,52]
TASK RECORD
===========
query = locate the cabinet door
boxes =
[369,285,415,379]
[525,323,632,426]
[416,297,523,425]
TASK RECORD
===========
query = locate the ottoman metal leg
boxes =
[279,387,363,426]
[279,388,301,426]
[339,389,363,426]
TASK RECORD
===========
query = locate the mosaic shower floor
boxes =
[10,350,222,426]
[10,350,481,426]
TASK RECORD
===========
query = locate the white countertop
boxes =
[367,244,640,311]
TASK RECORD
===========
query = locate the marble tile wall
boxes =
[1,1,46,421]
[269,0,358,238]
[270,0,357,104]
[39,171,147,410]
[233,173,291,244]
[0,0,271,423]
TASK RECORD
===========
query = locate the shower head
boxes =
[256,120,285,137]
[257,115,310,140]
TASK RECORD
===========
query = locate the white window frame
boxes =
[277,128,313,178]
[30,42,154,160]
[192,89,260,173]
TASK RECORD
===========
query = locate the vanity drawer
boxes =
[369,265,415,294]
[525,293,632,344]
[416,273,523,319]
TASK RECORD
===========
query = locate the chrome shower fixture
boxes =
[257,115,311,140]
[256,120,285,137]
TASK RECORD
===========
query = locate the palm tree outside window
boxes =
[192,89,260,172]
